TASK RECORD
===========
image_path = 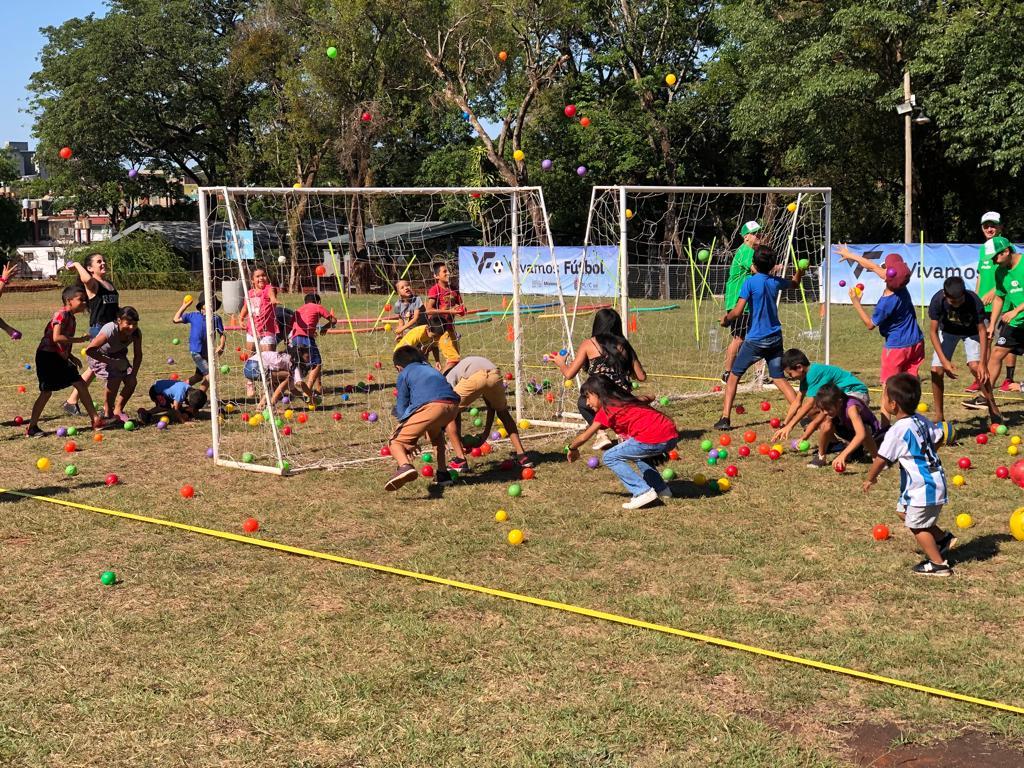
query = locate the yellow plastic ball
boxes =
[248,415,262,427]
[1010,445,1019,457]
[916,402,929,413]
[308,404,315,411]
[507,529,524,545]
[159,416,170,424]
[513,149,525,162]
[225,403,236,414]
[498,428,508,438]
[665,73,677,86]
[292,182,301,189]
[772,443,783,453]
[855,287,863,297]
[1012,435,1022,446]
[1010,507,1024,541]
[787,202,797,213]
[952,474,965,487]
[625,208,633,220]
[495,509,508,522]
[36,457,51,471]
[563,379,574,389]
[284,409,294,420]
[693,472,707,486]
[955,513,974,529]
[717,477,731,492]
[184,294,193,303]
[80,348,87,357]
[518,419,530,430]
[384,323,392,332]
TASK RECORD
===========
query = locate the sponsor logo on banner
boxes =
[828,243,1021,305]
[458,246,618,297]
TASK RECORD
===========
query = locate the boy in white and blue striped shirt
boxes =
[864,373,955,577]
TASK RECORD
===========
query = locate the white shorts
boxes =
[931,332,981,367]
[847,390,870,405]
[246,334,278,347]
[898,503,942,530]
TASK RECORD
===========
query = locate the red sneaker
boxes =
[1000,379,1014,392]
[965,380,980,393]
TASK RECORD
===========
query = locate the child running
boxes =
[173,292,225,388]
[26,285,104,436]
[0,261,22,340]
[385,345,461,491]
[774,349,869,448]
[864,373,956,577]
[808,383,885,471]
[424,261,465,365]
[716,245,802,430]
[927,276,999,424]
[138,379,208,424]
[84,306,143,422]
[290,292,336,398]
[838,245,924,384]
[568,375,680,510]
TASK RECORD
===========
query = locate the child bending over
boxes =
[84,306,143,422]
[137,380,208,425]
[808,383,885,470]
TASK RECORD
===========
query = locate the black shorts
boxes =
[36,350,82,392]
[996,323,1024,355]
[726,312,750,339]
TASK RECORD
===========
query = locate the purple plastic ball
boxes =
[282,396,290,405]
[491,431,501,441]
[838,280,846,287]
[10,330,21,340]
[708,449,719,459]
[206,447,214,458]
[128,168,138,179]
[790,439,800,450]
[541,159,553,171]
[368,412,378,423]
[56,426,67,437]
[166,357,174,365]
[587,456,600,469]
[576,165,587,176]
[156,420,167,430]
[886,267,897,278]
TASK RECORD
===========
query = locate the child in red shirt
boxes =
[289,292,336,397]
[426,262,465,364]
[568,376,680,509]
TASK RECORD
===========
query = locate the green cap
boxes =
[985,236,1015,259]
[740,221,761,236]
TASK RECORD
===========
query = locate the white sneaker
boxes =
[591,432,613,450]
[657,487,673,498]
[622,489,659,509]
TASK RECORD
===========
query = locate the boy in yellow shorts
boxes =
[443,355,533,472]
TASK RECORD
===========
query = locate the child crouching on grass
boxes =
[385,345,461,491]
[810,383,885,471]
[137,379,207,425]
[568,375,680,510]
[863,373,956,577]
[84,306,143,423]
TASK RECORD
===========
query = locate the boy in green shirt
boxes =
[968,211,1013,399]
[986,236,1024,388]
[720,220,761,381]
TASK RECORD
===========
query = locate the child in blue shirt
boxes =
[385,345,461,492]
[716,246,804,430]
[173,292,225,387]
[838,245,924,385]
[137,379,208,424]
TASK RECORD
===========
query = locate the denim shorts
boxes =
[290,335,321,367]
[191,351,210,376]
[731,333,784,378]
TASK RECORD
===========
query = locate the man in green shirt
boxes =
[720,220,761,381]
[968,212,1013,399]
[985,236,1024,388]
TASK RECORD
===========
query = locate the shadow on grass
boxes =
[0,482,105,503]
[951,533,1014,565]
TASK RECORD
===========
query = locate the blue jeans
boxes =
[602,437,678,497]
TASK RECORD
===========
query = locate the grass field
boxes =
[2,286,1024,767]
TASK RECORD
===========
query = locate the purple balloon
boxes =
[206,447,214,458]
[541,158,553,171]
[587,456,600,469]
[368,412,378,423]
[576,165,587,176]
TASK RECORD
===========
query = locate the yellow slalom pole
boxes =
[685,238,700,344]
[920,230,926,322]
[327,241,358,353]
[791,244,814,330]
[4,487,1024,717]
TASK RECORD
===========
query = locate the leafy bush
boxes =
[61,232,192,290]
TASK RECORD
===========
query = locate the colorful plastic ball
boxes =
[100,571,116,586]
[24,364,30,370]
[123,420,135,431]
[856,283,865,292]
[735,405,746,415]
[219,364,230,374]
[916,402,929,413]
[697,249,710,262]
[498,50,508,62]
[990,423,999,434]
[360,111,372,123]
[59,146,73,160]
[790,439,800,451]
[668,449,680,460]
[665,73,677,86]
[872,523,890,541]
[368,412,378,423]
[977,434,989,445]
[93,433,103,443]
[758,444,770,455]
[541,158,552,170]
[64,464,77,477]
[586,456,600,469]
[513,149,525,162]
[743,430,756,443]
[1010,445,1020,457]
[170,373,180,381]
[886,267,897,279]
[576,166,587,176]
[940,421,956,444]
[693,472,708,486]
[156,421,167,431]
[708,449,719,459]
[952,474,965,487]
[471,447,482,458]
[1014,436,1023,446]
[508,483,523,497]
[242,518,260,533]
[996,465,1010,479]
[957,457,971,470]
[206,447,214,458]
[769,449,781,460]
[17,385,25,393]
[564,104,577,118]
[171,338,180,346]
[104,473,119,486]
[282,426,292,436]
[659,395,670,406]
[955,513,974,529]
[725,465,738,478]
[36,457,51,472]
[797,259,810,270]
[518,419,531,430]
[422,452,433,463]
[798,440,810,452]
[769,418,781,428]
[495,509,508,522]
[180,485,195,498]
[738,445,750,457]
[297,413,309,424]
[521,467,535,481]
[717,478,731,492]
[241,452,255,464]
[1010,508,1024,541]
[719,434,732,447]
[661,467,676,481]
[326,46,338,59]
[418,464,434,478]
[839,280,847,288]
[67,426,78,437]
[718,449,728,459]
[834,462,845,473]
[64,440,76,453]
[579,116,591,128]
[507,529,524,545]
[700,439,713,451]
[707,456,717,466]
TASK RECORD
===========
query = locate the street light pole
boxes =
[903,68,913,244]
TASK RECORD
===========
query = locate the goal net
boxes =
[580,186,832,399]
[197,186,579,474]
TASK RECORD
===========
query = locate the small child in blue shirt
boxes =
[385,346,461,492]
[173,292,225,387]
[716,245,803,430]
[137,379,208,424]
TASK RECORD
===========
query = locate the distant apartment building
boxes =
[4,141,42,178]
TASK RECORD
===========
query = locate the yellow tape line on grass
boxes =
[4,487,1022,716]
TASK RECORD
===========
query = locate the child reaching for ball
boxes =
[385,345,461,491]
[0,261,23,341]
[567,375,679,510]
[863,373,956,577]
[84,306,143,423]
[808,383,885,470]
[173,292,225,388]
[137,379,208,425]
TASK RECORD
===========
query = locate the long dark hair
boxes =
[590,308,637,374]
[579,375,645,410]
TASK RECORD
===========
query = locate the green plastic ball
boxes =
[64,464,78,477]
[277,460,291,472]
[469,407,479,417]
[661,467,676,481]
[717,449,728,459]
[997,424,1009,435]
[326,46,338,59]
[100,571,116,586]
[422,452,433,463]
[123,420,135,431]
[631,381,639,389]
[508,483,523,497]
[275,417,284,428]
[707,456,717,466]
[473,418,483,427]
[220,364,230,374]
[697,249,710,262]
[67,426,78,437]
[242,452,255,463]
[263,409,272,421]
[659,396,669,406]
[797,258,810,270]
[700,439,713,452]
[171,338,180,345]
[798,439,810,452]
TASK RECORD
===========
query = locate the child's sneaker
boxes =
[936,531,959,557]
[61,402,81,416]
[1000,379,1014,392]
[911,559,954,577]
[448,457,470,473]
[515,453,535,469]
[432,471,455,488]
[622,488,659,509]
[964,380,980,393]
[806,454,827,469]
[25,425,45,438]
[591,432,613,450]
[713,417,731,431]
[384,464,418,492]
[136,408,151,425]
[657,486,673,499]
[962,396,986,410]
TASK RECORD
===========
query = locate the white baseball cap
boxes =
[740,221,761,236]
[981,211,1002,225]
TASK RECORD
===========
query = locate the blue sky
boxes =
[2,1,108,148]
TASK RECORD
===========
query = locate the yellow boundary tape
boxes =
[3,487,1022,716]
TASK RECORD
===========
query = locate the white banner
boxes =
[458,246,618,296]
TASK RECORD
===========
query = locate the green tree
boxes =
[0,149,21,185]
[0,197,29,256]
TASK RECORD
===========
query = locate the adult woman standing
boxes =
[63,253,119,415]
[549,308,647,449]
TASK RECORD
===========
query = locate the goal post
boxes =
[197,185,581,475]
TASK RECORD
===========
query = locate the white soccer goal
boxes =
[579,185,832,399]
[197,186,581,474]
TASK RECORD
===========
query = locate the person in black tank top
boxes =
[64,253,120,413]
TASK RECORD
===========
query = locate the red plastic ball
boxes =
[360,111,372,122]
[59,146,73,160]
[13,415,23,425]
[996,465,1010,479]
[297,413,308,424]
[332,412,342,421]
[104,473,119,486]
[1010,460,1024,486]
[360,411,369,421]
[505,372,514,381]
[990,423,1000,434]
[180,484,195,498]
[957,457,971,470]
[480,443,493,455]
[579,116,591,128]
[769,418,781,429]
[282,426,292,436]
[725,465,738,478]
[17,386,25,394]
[738,445,751,457]
[384,303,392,312]
[242,518,260,533]
[170,373,180,381]
[712,385,722,392]
[241,413,250,422]
[421,465,434,477]
[768,449,781,460]
[977,434,989,445]
[834,462,845,473]
[521,467,535,480]
[367,374,374,382]
[374,361,382,369]
[564,104,577,118]
[470,447,482,457]
[735,405,746,415]
[379,446,391,456]
[668,449,680,461]
[743,430,756,443]
[719,434,732,447]
[872,523,890,541]
[64,441,76,453]
[760,401,771,411]
[758,444,770,455]
[315,265,327,277]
